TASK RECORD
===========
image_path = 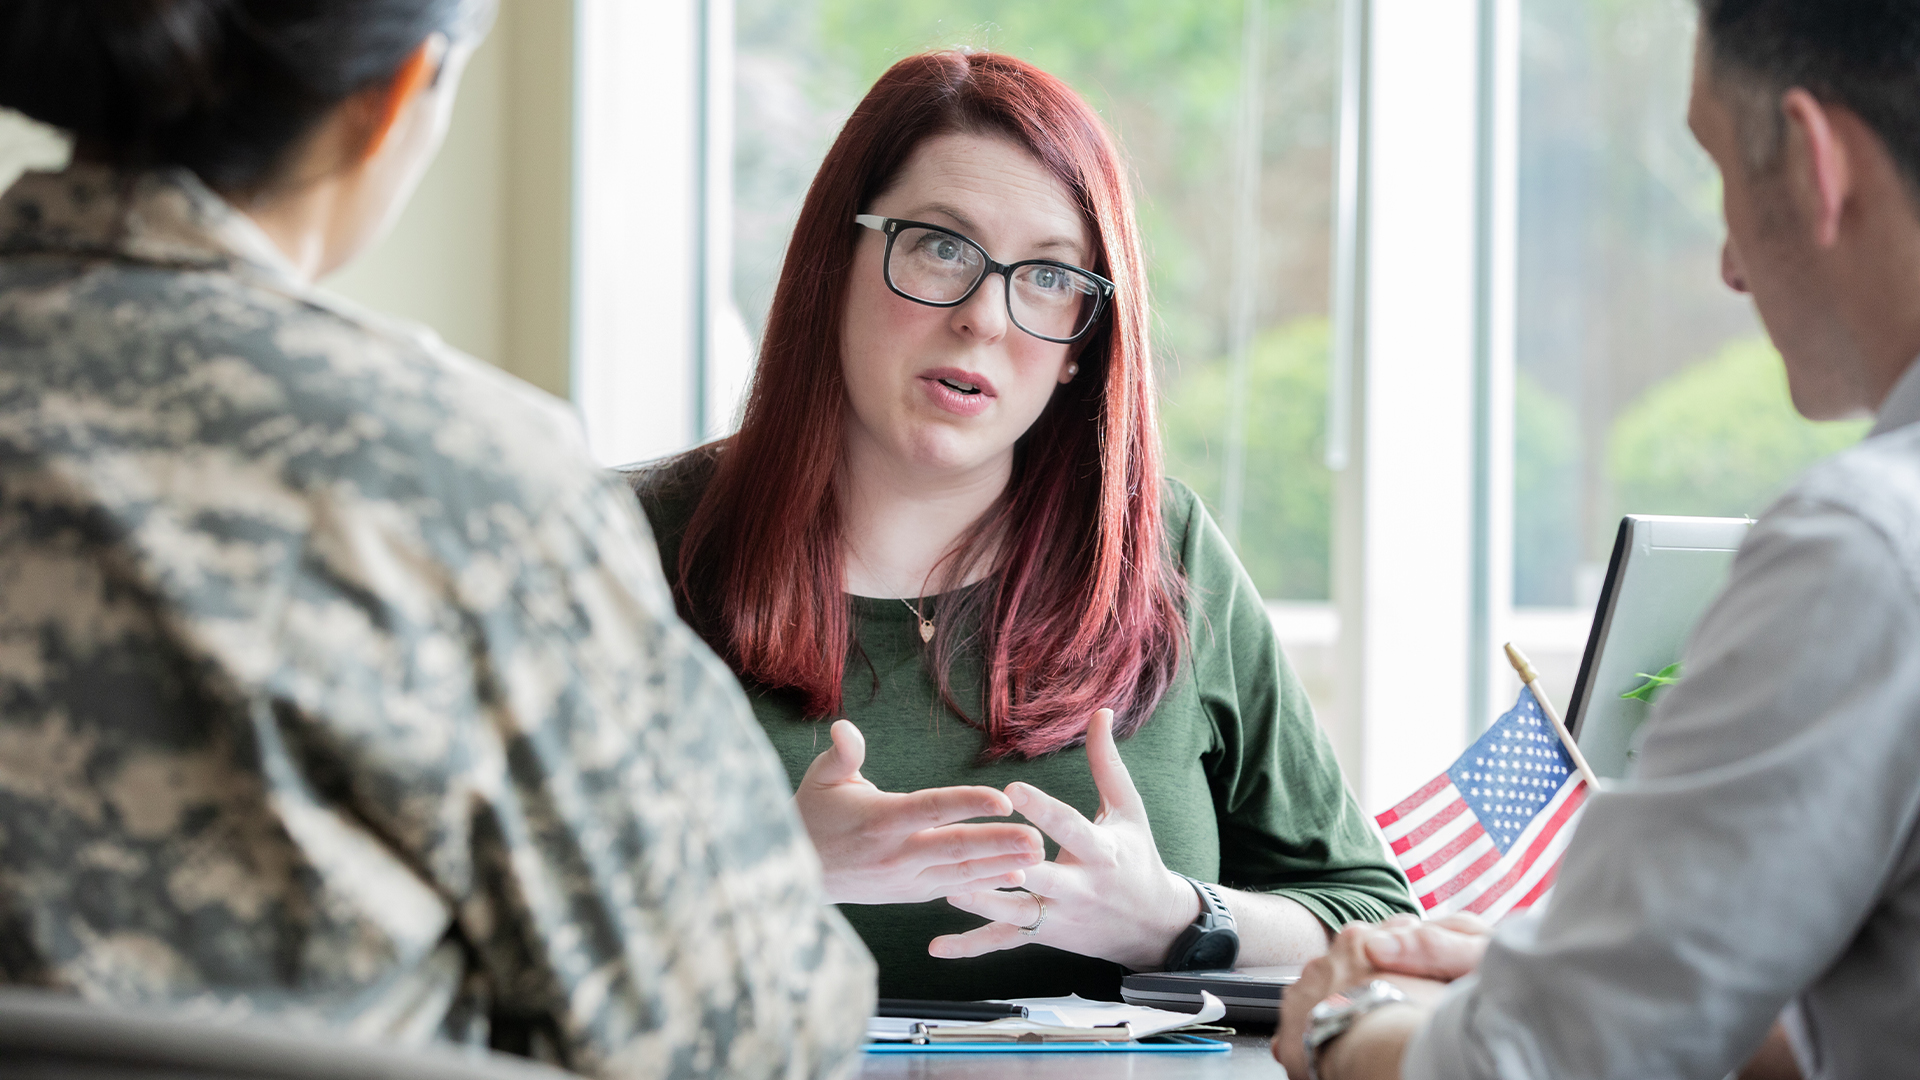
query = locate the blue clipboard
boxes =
[865,1034,1231,1053]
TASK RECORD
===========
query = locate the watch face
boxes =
[1188,930,1239,971]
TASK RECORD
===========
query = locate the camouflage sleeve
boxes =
[0,166,873,1073]
[431,470,876,1079]
[0,371,871,1077]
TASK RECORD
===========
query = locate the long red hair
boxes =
[676,50,1184,759]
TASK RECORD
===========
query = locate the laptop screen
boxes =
[1565,515,1752,779]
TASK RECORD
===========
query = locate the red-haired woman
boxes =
[623,50,1414,1000]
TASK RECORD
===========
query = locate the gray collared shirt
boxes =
[1405,357,1920,1080]
[0,165,875,1078]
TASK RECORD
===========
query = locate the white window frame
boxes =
[1323,0,1521,806]
[572,0,742,467]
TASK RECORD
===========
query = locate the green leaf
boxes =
[1620,662,1684,703]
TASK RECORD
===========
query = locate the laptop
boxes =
[1118,965,1301,1027]
[1565,515,1753,779]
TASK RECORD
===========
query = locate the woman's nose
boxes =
[951,273,1011,342]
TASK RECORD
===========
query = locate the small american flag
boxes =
[1375,687,1589,921]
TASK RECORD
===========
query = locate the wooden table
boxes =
[856,1033,1286,1079]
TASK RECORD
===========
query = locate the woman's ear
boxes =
[1060,342,1093,384]
[346,35,448,168]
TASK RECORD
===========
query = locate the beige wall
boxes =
[0,0,576,402]
[331,0,575,399]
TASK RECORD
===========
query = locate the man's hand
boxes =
[1363,912,1493,980]
[1275,922,1448,1080]
[796,719,1044,905]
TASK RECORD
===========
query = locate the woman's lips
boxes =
[919,369,996,417]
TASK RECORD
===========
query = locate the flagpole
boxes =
[1503,643,1602,790]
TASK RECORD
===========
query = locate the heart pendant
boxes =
[918,619,935,643]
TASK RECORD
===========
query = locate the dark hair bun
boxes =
[0,0,488,193]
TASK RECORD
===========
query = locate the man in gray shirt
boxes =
[1276,2,1920,1078]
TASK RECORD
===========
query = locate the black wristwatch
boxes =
[1162,874,1239,971]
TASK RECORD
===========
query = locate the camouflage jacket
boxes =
[0,165,873,1079]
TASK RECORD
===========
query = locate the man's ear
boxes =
[346,37,446,168]
[1781,87,1851,248]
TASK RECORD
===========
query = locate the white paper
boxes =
[865,1017,920,1042]
[866,992,1225,1043]
[988,991,1225,1037]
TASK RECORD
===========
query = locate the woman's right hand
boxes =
[797,719,1045,905]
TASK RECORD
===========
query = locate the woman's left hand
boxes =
[930,708,1200,971]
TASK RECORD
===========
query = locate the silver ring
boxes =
[1018,892,1047,936]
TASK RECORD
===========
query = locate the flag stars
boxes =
[1380,689,1585,922]
[1445,691,1582,854]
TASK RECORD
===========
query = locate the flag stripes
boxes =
[1378,775,1450,828]
[1374,687,1592,924]
[1404,820,1488,883]
[1458,779,1587,920]
[1389,799,1469,855]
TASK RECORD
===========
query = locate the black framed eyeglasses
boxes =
[853,215,1116,344]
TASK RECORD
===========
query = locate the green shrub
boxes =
[1161,317,1332,600]
[1514,372,1581,605]
[1163,331,1863,606]
[1609,337,1869,522]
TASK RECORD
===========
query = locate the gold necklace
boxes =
[848,545,935,642]
[900,596,935,643]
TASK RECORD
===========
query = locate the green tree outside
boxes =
[1609,337,1870,523]
[1514,372,1580,604]
[1161,317,1333,600]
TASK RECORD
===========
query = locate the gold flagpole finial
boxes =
[1502,642,1601,790]
[1503,642,1537,685]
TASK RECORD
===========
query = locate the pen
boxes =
[875,999,1029,1021]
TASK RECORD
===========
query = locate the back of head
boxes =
[1700,0,1920,190]
[0,0,493,194]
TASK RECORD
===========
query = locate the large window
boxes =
[1507,0,1868,701]
[14,0,1868,806]
[726,0,1882,799]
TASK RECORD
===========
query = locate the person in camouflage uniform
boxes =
[0,3,873,1078]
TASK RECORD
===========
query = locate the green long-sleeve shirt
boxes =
[624,451,1414,1000]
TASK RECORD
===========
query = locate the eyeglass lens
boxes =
[887,225,1102,341]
